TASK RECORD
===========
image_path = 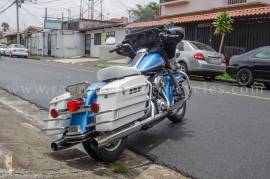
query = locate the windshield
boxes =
[189,41,216,52]
[0,44,7,48]
[14,44,25,48]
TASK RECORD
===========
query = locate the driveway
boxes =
[1,57,270,179]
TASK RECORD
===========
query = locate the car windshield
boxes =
[14,44,25,48]
[0,44,7,48]
[189,41,216,52]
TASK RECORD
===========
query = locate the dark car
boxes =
[227,46,270,88]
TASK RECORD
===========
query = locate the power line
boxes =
[0,0,14,10]
[22,5,43,25]
[0,1,15,15]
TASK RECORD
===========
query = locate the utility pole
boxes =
[100,0,103,21]
[90,0,94,20]
[79,0,83,19]
[16,0,20,44]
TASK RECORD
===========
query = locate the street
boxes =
[1,57,270,179]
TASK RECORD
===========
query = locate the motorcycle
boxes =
[44,27,192,162]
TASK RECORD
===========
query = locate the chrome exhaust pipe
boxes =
[51,138,77,151]
[94,111,168,148]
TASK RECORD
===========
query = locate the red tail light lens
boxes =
[50,108,59,118]
[194,53,205,60]
[67,99,84,112]
[90,102,100,113]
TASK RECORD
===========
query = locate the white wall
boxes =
[86,27,126,58]
[160,0,270,17]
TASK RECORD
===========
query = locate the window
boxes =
[94,33,102,45]
[106,31,115,38]
[253,48,270,60]
[189,41,216,52]
[227,0,246,5]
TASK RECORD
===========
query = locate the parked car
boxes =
[175,40,226,81]
[6,44,29,58]
[227,46,270,88]
[0,44,7,56]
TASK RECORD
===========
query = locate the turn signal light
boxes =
[67,99,84,112]
[194,53,205,60]
[50,108,59,118]
[90,102,100,113]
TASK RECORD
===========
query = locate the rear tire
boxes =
[83,137,127,163]
[236,68,253,87]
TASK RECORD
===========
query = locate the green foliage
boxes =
[1,22,9,32]
[213,12,234,35]
[216,73,234,81]
[110,163,129,176]
[130,2,160,22]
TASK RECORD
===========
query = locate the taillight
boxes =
[67,99,84,112]
[194,53,205,60]
[90,102,100,113]
[50,108,59,118]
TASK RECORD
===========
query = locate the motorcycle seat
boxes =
[97,66,141,82]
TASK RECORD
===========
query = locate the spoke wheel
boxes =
[179,62,188,73]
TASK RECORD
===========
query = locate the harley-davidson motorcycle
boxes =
[44,27,192,162]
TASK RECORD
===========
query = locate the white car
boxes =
[6,44,29,58]
[0,44,7,56]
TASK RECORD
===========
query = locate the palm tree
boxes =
[130,2,160,22]
[1,22,9,32]
[213,12,234,53]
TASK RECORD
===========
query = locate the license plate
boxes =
[68,126,80,133]
[210,58,220,64]
[65,82,89,99]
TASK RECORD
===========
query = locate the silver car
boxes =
[176,40,226,81]
[0,44,7,56]
[6,44,29,58]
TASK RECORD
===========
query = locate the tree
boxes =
[130,2,160,22]
[1,22,9,32]
[213,12,233,53]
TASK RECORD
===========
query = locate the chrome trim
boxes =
[44,118,69,122]
[41,127,67,131]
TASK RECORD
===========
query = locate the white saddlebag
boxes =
[46,92,71,135]
[96,75,149,132]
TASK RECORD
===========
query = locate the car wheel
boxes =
[236,68,254,87]
[179,62,188,73]
[83,137,128,163]
[204,76,215,81]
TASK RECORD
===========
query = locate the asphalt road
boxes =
[1,57,270,179]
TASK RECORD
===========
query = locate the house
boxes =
[0,31,23,44]
[82,23,127,59]
[127,0,270,56]
[29,30,84,58]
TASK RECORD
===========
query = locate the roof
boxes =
[126,5,270,29]
[81,23,126,32]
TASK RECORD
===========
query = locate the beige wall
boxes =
[160,0,270,17]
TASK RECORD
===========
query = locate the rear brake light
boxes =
[67,99,84,112]
[90,102,100,113]
[50,108,59,118]
[194,53,205,60]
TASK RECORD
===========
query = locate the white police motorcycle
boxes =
[44,27,192,162]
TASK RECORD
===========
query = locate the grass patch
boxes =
[29,55,42,60]
[110,163,129,176]
[216,73,234,82]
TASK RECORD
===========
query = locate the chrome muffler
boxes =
[94,110,168,148]
[51,138,77,151]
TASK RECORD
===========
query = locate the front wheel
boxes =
[83,137,128,163]
[168,102,186,123]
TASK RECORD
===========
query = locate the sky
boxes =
[0,0,158,31]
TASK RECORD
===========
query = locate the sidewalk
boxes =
[0,90,187,179]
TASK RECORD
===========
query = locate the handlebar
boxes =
[109,48,118,53]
